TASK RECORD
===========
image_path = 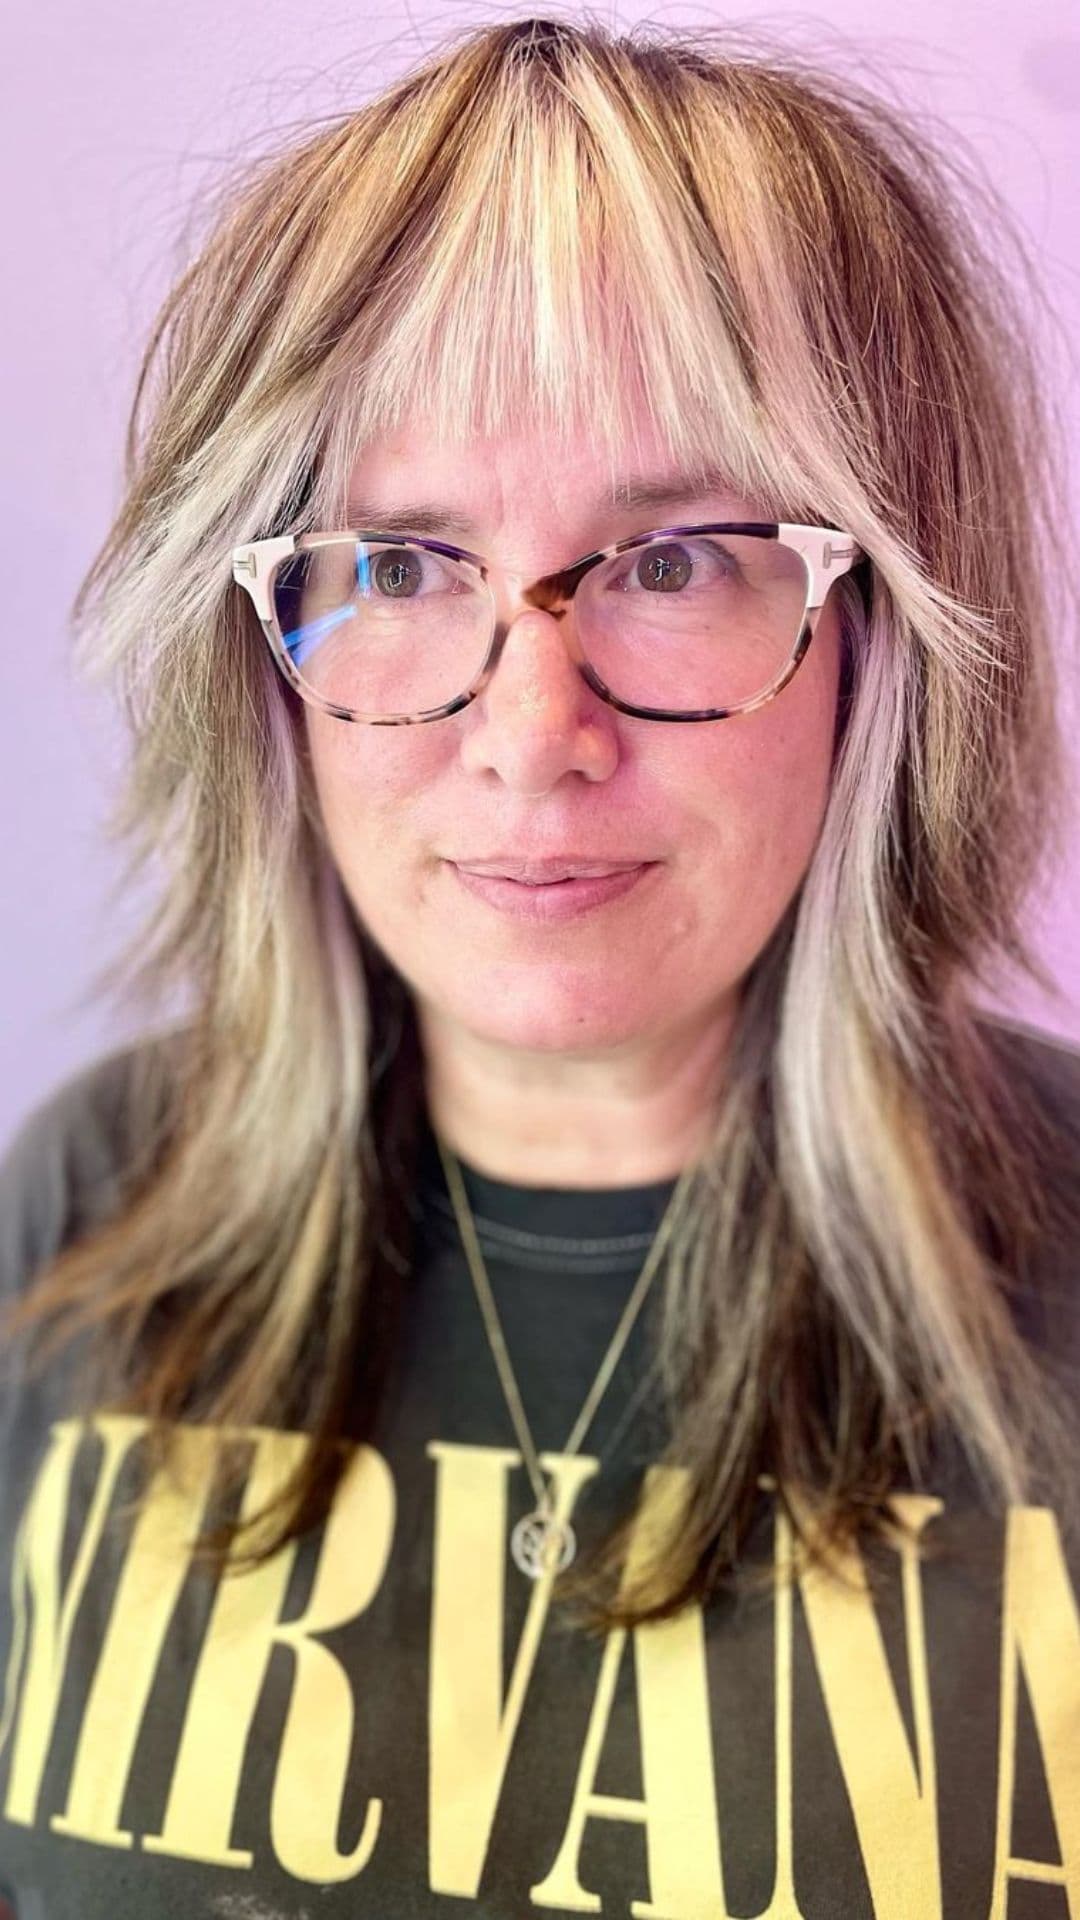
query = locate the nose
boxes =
[457,597,618,791]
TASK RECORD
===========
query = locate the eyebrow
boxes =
[342,469,752,541]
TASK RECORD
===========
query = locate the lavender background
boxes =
[3,3,1079,1151]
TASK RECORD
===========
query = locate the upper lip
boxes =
[451,857,651,881]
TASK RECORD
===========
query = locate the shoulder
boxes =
[0,1026,184,1304]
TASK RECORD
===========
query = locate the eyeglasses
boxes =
[231,521,864,725]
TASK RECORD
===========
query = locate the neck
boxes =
[415,998,734,1188]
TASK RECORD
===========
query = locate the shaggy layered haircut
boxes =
[5,14,1080,1632]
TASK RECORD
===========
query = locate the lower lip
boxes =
[449,862,655,919]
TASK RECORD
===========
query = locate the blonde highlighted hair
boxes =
[6,14,1080,1632]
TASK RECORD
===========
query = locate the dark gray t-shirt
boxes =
[0,1015,1078,1919]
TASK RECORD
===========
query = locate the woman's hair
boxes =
[6,13,1080,1633]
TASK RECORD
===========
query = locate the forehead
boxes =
[341,418,768,548]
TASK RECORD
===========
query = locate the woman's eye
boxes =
[369,548,433,598]
[619,540,739,594]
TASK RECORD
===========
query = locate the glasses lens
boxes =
[271,532,809,718]
[578,532,808,710]
[273,539,492,716]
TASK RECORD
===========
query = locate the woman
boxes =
[1,15,1078,1918]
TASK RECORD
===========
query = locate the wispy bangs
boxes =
[307,55,804,533]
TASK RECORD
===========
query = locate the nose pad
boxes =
[520,572,571,620]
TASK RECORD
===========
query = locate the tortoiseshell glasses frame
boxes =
[231,521,865,726]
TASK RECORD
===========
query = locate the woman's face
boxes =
[302,413,843,1060]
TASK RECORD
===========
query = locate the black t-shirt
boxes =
[0,1018,1078,1919]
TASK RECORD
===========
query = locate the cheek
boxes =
[751,615,843,835]
[303,710,444,850]
[302,720,438,961]
[674,632,840,910]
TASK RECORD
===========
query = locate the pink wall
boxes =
[3,4,1079,1148]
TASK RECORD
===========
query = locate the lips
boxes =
[451,861,654,918]
[453,860,646,884]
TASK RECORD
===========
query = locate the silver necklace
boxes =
[434,1133,698,1580]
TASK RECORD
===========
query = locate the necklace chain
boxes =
[434,1134,698,1577]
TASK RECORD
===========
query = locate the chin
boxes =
[442,973,653,1053]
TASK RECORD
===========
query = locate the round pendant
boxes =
[510,1508,577,1579]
